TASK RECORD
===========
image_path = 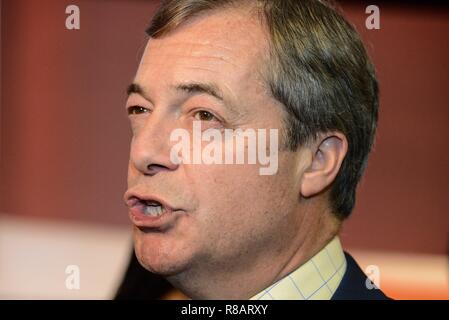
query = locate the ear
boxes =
[300,132,348,198]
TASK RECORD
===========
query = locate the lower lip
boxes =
[128,204,178,229]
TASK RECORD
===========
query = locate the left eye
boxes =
[194,110,218,122]
[128,106,149,115]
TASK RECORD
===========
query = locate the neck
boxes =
[167,206,340,299]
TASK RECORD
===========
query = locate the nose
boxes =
[130,115,179,176]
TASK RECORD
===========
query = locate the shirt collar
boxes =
[250,236,347,300]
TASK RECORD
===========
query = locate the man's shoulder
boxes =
[331,252,391,300]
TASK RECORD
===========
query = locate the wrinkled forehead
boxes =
[138,7,270,80]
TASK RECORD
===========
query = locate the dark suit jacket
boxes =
[115,251,390,300]
[331,253,389,300]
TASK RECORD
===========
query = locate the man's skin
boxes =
[124,5,348,299]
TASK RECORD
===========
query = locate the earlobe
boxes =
[300,133,348,198]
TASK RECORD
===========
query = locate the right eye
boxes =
[127,106,150,115]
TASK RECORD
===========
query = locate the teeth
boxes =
[143,203,165,217]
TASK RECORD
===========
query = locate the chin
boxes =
[133,226,193,276]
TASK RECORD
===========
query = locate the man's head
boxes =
[124,0,378,299]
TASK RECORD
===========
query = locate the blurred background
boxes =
[0,0,448,299]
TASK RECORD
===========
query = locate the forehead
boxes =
[135,7,270,95]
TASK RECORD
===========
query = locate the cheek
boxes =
[127,161,134,186]
[187,160,299,248]
[189,152,299,211]
[189,163,263,211]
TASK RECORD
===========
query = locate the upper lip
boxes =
[124,190,179,212]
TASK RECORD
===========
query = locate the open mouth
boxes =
[124,191,185,228]
[141,199,166,217]
[125,194,175,220]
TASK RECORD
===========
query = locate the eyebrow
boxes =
[127,81,225,103]
[173,82,224,101]
[126,83,153,102]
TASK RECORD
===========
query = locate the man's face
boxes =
[125,8,308,279]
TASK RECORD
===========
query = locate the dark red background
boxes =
[1,1,448,254]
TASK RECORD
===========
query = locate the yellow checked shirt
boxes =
[250,237,347,300]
